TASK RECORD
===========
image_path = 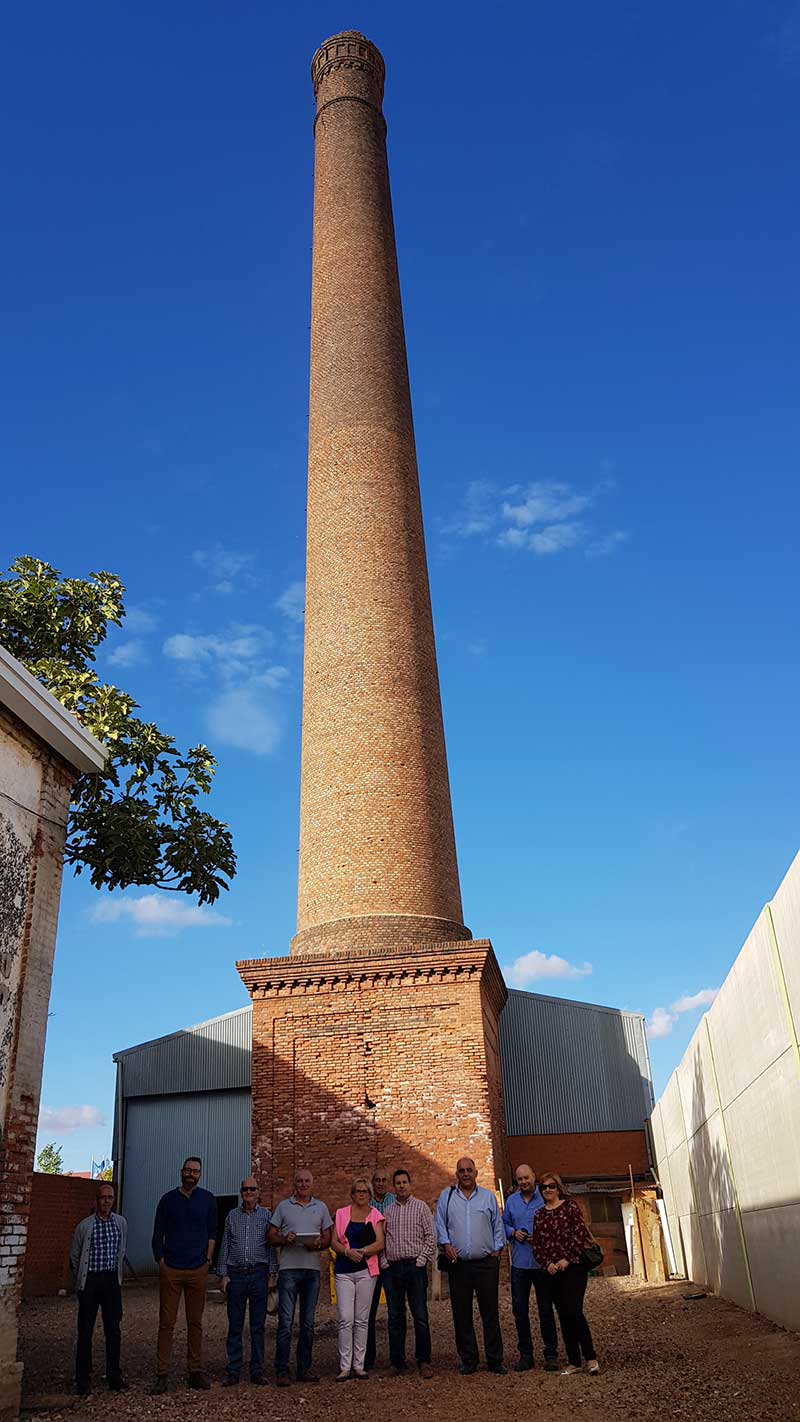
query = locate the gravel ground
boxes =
[18,1275,800,1422]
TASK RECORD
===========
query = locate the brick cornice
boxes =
[237,939,508,1014]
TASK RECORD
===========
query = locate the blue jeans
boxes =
[225,1269,268,1379]
[510,1266,558,1361]
[382,1260,431,1367]
[275,1269,321,1376]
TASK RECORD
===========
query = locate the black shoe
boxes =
[488,1363,508,1375]
[514,1357,533,1373]
[108,1376,129,1391]
[76,1383,91,1397]
[222,1374,239,1387]
[297,1371,319,1384]
[251,1374,268,1385]
[544,1358,560,1372]
[276,1372,291,1387]
[188,1371,211,1390]
[458,1362,478,1375]
[151,1375,168,1394]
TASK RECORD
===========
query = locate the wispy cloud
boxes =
[506,950,593,987]
[39,1105,105,1134]
[163,625,281,681]
[124,607,159,634]
[205,687,282,755]
[90,892,232,937]
[107,639,147,669]
[277,580,305,625]
[445,476,627,558]
[192,547,256,596]
[646,986,719,1039]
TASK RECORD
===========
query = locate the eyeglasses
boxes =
[541,1183,559,1191]
[241,1187,258,1193]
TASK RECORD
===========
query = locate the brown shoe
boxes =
[297,1371,319,1384]
[418,1362,433,1379]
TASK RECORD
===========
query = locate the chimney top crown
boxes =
[311,31,385,102]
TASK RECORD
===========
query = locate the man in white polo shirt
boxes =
[267,1168,332,1385]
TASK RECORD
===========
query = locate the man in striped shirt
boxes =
[379,1169,436,1377]
[217,1178,275,1386]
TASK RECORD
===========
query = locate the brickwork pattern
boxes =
[507,1130,650,1181]
[0,705,75,1419]
[239,940,508,1208]
[296,31,466,954]
[22,1174,98,1298]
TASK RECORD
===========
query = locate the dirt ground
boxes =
[18,1275,800,1422]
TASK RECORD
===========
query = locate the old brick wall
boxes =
[241,941,508,1211]
[507,1129,650,1181]
[0,705,75,1418]
[22,1175,98,1298]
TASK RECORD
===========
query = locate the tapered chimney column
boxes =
[293,32,469,955]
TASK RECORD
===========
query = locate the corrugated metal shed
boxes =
[500,990,654,1134]
[113,1004,252,1101]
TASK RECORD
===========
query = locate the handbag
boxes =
[580,1218,604,1271]
[436,1187,456,1272]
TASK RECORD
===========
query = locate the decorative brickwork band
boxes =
[297,31,467,955]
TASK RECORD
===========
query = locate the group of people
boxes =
[69,1154,600,1395]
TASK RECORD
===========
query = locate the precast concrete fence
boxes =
[650,850,800,1331]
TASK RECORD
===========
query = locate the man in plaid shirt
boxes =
[379,1169,436,1377]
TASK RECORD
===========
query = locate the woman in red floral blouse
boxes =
[531,1173,600,1375]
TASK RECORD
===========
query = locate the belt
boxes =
[228,1264,268,1275]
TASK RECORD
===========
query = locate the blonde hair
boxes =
[350,1176,372,1198]
[539,1171,568,1199]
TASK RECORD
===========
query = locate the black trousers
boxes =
[548,1264,596,1366]
[76,1270,123,1387]
[448,1256,503,1368]
[364,1272,382,1370]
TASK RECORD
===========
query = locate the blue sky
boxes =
[2,1,798,1171]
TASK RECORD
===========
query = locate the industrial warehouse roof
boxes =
[114,990,652,1136]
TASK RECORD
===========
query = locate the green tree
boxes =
[0,557,236,904]
[98,1165,114,1182]
[36,1142,63,1174]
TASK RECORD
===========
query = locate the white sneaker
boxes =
[560,1365,580,1375]
[586,1360,601,1375]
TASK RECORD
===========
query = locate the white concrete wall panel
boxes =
[660,1075,686,1156]
[650,1100,666,1168]
[688,1111,736,1216]
[707,911,790,1111]
[769,851,800,1033]
[667,1213,685,1276]
[678,1212,706,1284]
[724,1047,800,1212]
[667,1141,695,1219]
[742,1203,800,1332]
[698,1209,751,1311]
[676,1026,716,1137]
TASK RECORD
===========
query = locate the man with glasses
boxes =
[365,1167,396,1371]
[502,1163,559,1371]
[69,1181,128,1396]
[218,1177,276,1386]
[436,1157,507,1375]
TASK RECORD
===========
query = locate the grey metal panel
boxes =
[120,1089,251,1274]
[115,1006,252,1099]
[499,991,653,1135]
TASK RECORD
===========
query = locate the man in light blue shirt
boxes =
[502,1163,558,1371]
[436,1157,506,1374]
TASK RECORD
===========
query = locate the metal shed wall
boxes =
[120,1088,252,1274]
[115,1005,252,1100]
[500,991,653,1135]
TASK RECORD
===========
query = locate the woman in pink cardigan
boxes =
[331,1179,386,1380]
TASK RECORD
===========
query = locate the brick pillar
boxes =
[239,33,509,1202]
[294,31,467,957]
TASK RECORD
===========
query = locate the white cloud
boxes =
[39,1105,105,1135]
[446,476,627,559]
[671,987,719,1014]
[107,639,147,668]
[163,625,275,681]
[91,892,232,937]
[205,688,282,755]
[124,607,159,634]
[506,950,593,987]
[647,1007,676,1039]
[277,581,305,625]
[646,987,720,1039]
[192,547,255,595]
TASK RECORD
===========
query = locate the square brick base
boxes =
[237,939,509,1207]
